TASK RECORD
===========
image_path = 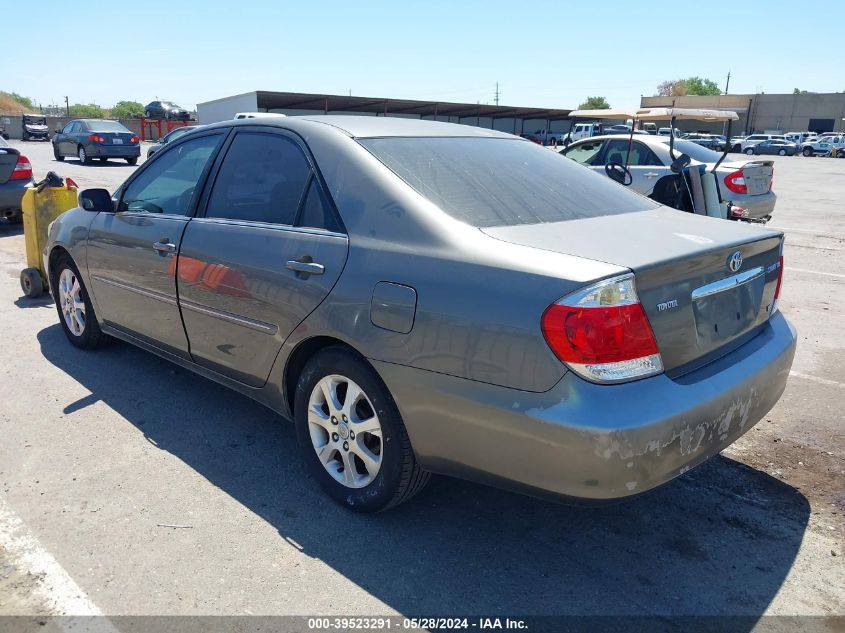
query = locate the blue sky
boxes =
[6,0,843,111]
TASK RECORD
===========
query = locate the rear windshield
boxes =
[359,137,658,227]
[655,138,723,163]
[88,120,130,133]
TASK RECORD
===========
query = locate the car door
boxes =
[58,122,77,155]
[176,127,349,387]
[85,130,226,357]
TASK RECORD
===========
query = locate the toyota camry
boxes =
[44,116,796,512]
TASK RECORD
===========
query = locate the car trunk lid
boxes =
[721,159,774,196]
[0,147,20,184]
[483,207,784,375]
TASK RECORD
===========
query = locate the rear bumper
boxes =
[734,190,777,220]
[87,144,140,158]
[375,311,796,501]
[0,179,32,213]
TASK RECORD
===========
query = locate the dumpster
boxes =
[20,173,78,297]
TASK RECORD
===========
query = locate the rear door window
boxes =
[361,137,658,227]
[601,139,662,166]
[205,132,312,225]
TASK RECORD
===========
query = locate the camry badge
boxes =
[728,251,743,273]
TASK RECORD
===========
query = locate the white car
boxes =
[800,135,845,157]
[561,135,777,221]
[733,133,787,153]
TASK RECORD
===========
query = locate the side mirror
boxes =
[55,126,62,133]
[79,188,114,212]
[670,153,692,173]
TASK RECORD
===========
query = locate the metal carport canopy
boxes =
[254,91,572,121]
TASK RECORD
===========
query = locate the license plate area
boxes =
[112,138,123,144]
[692,267,765,344]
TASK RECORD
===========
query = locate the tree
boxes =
[656,80,686,97]
[684,77,721,96]
[793,88,808,94]
[110,100,144,118]
[655,77,720,97]
[578,96,610,110]
[68,103,105,118]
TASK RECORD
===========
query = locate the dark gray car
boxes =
[52,119,140,165]
[43,117,796,512]
[0,137,33,223]
[143,100,190,120]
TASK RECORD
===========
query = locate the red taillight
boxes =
[774,255,784,301]
[88,134,106,143]
[541,274,663,383]
[724,170,747,194]
[130,135,139,144]
[10,155,32,180]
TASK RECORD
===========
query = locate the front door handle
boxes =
[644,172,660,178]
[153,239,176,255]
[286,260,325,275]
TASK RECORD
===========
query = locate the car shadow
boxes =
[37,324,810,623]
[61,159,137,168]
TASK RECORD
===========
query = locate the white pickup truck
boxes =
[523,129,567,146]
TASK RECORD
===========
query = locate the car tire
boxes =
[802,147,813,157]
[745,147,755,155]
[22,132,28,142]
[731,144,741,152]
[126,157,138,166]
[778,149,786,156]
[78,146,92,165]
[838,150,845,159]
[53,146,64,162]
[294,346,429,512]
[51,254,110,350]
[144,110,152,119]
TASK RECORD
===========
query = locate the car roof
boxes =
[204,115,516,139]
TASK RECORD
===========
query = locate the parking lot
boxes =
[0,140,842,621]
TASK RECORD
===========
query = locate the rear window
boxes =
[88,120,130,133]
[359,137,658,227]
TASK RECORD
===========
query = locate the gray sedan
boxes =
[44,117,796,512]
[562,135,777,221]
[0,137,33,223]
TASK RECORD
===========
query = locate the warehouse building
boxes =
[641,92,845,135]
[197,90,572,134]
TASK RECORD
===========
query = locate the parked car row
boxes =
[560,134,776,221]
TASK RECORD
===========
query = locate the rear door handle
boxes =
[153,239,176,254]
[286,260,325,275]
[644,172,660,178]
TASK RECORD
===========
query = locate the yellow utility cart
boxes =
[20,174,78,297]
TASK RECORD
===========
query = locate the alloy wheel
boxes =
[58,268,86,336]
[307,374,383,488]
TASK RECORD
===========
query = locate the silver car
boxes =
[44,117,796,512]
[561,135,777,221]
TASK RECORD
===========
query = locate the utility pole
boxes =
[724,71,731,94]
[64,96,69,117]
[494,82,500,106]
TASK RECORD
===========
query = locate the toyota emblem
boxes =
[728,251,743,273]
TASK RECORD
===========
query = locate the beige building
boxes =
[641,93,845,135]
